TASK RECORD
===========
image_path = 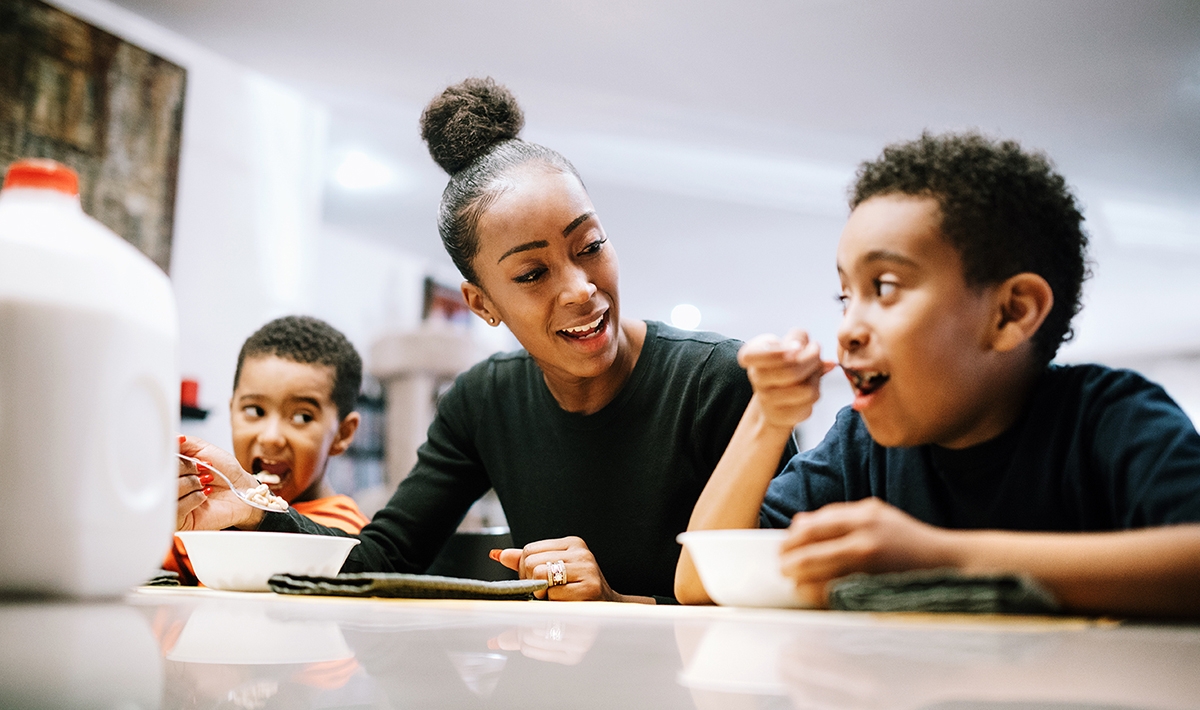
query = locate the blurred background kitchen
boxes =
[5,0,1199,516]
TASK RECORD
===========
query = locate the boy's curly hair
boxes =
[234,316,363,419]
[851,132,1089,367]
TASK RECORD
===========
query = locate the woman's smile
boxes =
[559,313,605,338]
[547,302,616,363]
[556,311,609,348]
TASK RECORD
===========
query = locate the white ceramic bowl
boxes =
[677,529,813,608]
[175,531,360,592]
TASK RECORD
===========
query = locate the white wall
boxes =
[48,0,432,450]
[311,225,428,357]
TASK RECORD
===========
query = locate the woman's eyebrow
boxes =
[498,240,550,263]
[562,211,596,237]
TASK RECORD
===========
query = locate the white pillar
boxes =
[370,324,478,488]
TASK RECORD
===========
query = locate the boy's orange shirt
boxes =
[163,494,370,585]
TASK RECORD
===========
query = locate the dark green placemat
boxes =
[268,572,548,600]
[828,568,1060,614]
[144,570,181,587]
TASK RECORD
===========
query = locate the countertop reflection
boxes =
[1,587,1197,709]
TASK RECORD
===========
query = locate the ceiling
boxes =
[106,0,1200,360]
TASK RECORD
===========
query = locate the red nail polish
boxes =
[198,473,214,485]
[202,486,213,496]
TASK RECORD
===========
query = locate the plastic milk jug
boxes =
[0,159,178,596]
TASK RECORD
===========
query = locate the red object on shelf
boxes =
[180,379,199,408]
[3,159,80,195]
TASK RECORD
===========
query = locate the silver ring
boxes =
[547,560,567,587]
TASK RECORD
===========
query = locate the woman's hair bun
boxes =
[420,77,525,175]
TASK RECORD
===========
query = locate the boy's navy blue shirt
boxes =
[762,364,1200,530]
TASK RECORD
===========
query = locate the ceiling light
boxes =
[671,304,702,330]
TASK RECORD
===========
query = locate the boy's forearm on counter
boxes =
[675,549,712,605]
[943,524,1200,618]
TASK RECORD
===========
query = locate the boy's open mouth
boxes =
[843,366,891,396]
[252,458,290,486]
[558,312,606,340]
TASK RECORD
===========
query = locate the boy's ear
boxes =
[991,272,1054,353]
[461,281,501,327]
[328,411,361,457]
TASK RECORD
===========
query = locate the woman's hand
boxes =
[738,329,836,434]
[491,536,654,603]
[780,498,955,606]
[176,455,209,529]
[176,435,265,532]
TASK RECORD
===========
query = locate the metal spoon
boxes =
[177,452,288,512]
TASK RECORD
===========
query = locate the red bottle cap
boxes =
[3,159,80,195]
[180,379,199,408]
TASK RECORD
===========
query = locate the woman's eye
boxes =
[513,267,546,284]
[242,405,264,418]
[579,238,606,256]
[834,292,849,310]
[876,280,897,298]
[291,412,314,425]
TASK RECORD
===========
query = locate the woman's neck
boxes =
[543,319,647,415]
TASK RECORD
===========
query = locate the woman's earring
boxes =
[488,317,496,325]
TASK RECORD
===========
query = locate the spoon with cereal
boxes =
[177,452,289,512]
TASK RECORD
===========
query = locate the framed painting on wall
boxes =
[0,0,186,273]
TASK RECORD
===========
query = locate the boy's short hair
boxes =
[850,132,1089,367]
[233,316,363,419]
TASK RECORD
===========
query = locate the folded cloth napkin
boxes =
[267,572,548,600]
[827,568,1060,614]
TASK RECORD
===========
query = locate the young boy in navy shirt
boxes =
[677,133,1200,616]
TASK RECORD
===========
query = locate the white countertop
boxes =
[2,587,1198,709]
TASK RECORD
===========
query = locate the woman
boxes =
[178,78,791,602]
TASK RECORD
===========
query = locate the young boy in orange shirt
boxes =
[167,316,368,583]
[677,133,1200,617]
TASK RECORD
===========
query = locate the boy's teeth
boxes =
[258,460,290,477]
[846,368,890,391]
